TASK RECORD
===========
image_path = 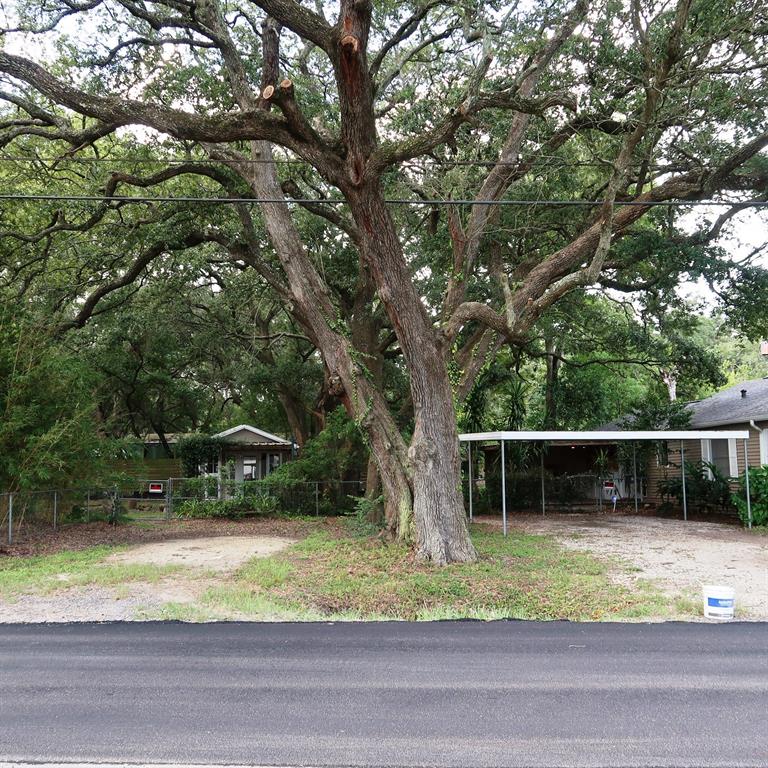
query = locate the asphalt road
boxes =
[1,621,767,768]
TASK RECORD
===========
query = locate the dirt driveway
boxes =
[506,514,768,619]
[0,533,295,623]
[106,535,295,571]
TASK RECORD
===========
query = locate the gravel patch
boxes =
[0,580,210,623]
[495,514,768,619]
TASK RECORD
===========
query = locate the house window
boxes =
[710,439,730,476]
[702,438,738,478]
[243,457,260,481]
[199,457,219,475]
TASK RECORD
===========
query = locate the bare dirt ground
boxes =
[495,514,768,619]
[0,531,295,622]
[0,579,215,622]
[0,518,313,623]
[0,516,324,557]
[106,535,294,571]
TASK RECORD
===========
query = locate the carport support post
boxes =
[540,447,546,516]
[743,438,752,529]
[501,440,507,537]
[467,442,473,522]
[632,443,639,514]
[680,441,688,522]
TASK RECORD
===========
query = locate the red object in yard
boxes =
[148,482,164,494]
[603,480,615,489]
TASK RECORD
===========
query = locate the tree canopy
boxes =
[1,0,767,561]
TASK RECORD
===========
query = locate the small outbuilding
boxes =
[210,425,294,481]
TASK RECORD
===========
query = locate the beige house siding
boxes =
[645,422,766,503]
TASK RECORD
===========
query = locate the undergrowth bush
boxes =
[176,498,245,519]
[176,488,281,519]
[658,460,734,513]
[732,466,768,527]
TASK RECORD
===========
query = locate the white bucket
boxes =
[702,585,735,620]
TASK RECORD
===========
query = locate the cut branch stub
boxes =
[340,34,360,52]
[279,78,294,96]
[262,85,275,100]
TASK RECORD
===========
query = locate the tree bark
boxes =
[203,10,415,543]
[348,186,476,563]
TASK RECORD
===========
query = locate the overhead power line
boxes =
[0,193,766,208]
[0,155,664,170]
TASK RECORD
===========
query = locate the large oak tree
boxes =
[1,0,767,561]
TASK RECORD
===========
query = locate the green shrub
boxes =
[658,461,734,513]
[173,475,219,501]
[175,435,223,478]
[176,498,245,519]
[247,491,279,515]
[732,466,768,527]
[176,489,279,519]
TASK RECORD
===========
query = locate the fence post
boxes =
[8,493,13,545]
[86,490,90,523]
[166,478,172,520]
[314,482,319,516]
[53,490,58,531]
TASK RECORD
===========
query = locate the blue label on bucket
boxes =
[707,597,734,608]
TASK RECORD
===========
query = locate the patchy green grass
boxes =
[0,546,182,598]
[198,523,672,622]
[1,519,680,622]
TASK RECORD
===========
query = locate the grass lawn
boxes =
[0,519,675,620]
[197,521,671,621]
[195,526,666,620]
[0,546,182,599]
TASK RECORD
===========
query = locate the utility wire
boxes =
[0,155,664,169]
[0,193,766,207]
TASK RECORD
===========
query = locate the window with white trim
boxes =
[760,429,768,466]
[702,438,738,478]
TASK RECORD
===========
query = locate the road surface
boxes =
[1,621,766,767]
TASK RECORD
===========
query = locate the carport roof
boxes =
[459,429,750,442]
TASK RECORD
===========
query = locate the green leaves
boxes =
[733,466,768,527]
[0,309,113,491]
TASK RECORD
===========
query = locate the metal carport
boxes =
[459,430,753,533]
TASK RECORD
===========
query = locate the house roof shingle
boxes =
[687,377,768,428]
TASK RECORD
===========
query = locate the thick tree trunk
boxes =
[275,386,309,447]
[217,8,468,559]
[242,146,414,542]
[348,187,476,564]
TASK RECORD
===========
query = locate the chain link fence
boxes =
[1,478,367,546]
